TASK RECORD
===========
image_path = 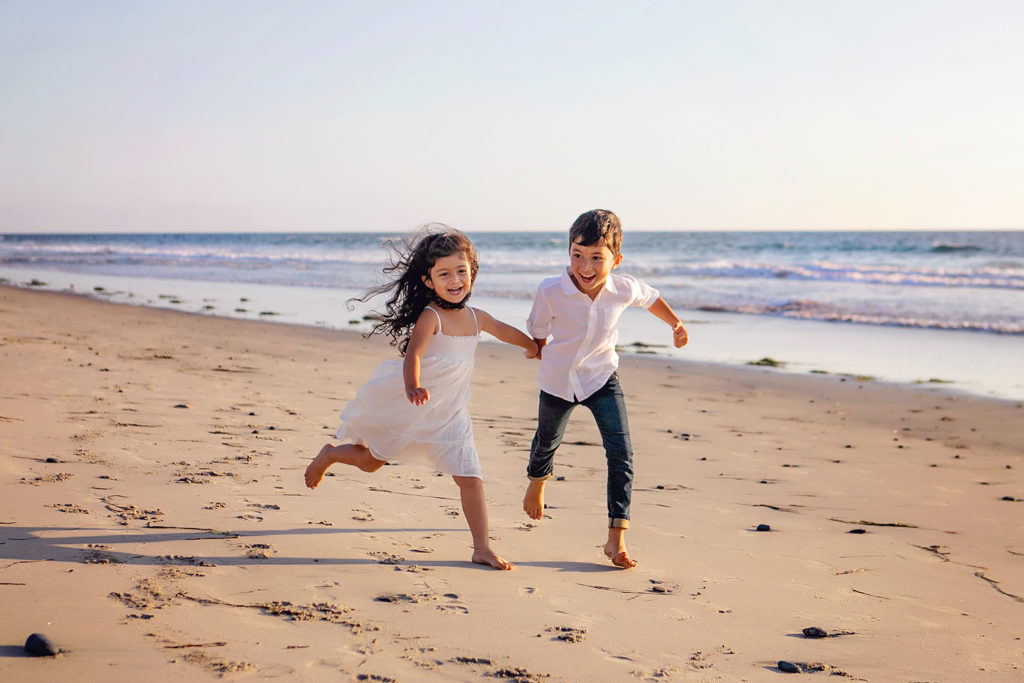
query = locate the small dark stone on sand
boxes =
[778,660,801,673]
[1001,496,1017,502]
[25,633,58,656]
[802,627,828,638]
[45,457,59,463]
[756,524,771,532]
[849,528,867,534]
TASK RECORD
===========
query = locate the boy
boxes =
[523,209,688,568]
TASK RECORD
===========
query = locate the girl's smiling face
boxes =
[569,239,622,299]
[424,251,473,304]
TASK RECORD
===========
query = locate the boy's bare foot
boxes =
[304,445,334,489]
[472,548,514,570]
[603,541,638,569]
[523,480,546,520]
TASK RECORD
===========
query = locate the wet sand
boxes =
[1,285,1021,681]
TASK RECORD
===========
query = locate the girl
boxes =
[304,226,537,570]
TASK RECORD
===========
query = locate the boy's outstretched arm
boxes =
[646,297,689,348]
[532,337,546,360]
[476,309,540,358]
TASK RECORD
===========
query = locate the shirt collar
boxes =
[559,268,578,295]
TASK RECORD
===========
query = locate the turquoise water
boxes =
[2,230,1022,399]
[2,230,1022,333]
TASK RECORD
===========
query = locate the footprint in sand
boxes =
[544,626,587,643]
[436,593,468,614]
[374,591,468,613]
[21,473,74,485]
[242,543,276,560]
[83,544,123,564]
[46,503,90,514]
[368,551,405,565]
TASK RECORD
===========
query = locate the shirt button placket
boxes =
[571,298,597,399]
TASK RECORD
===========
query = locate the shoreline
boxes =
[3,266,1024,402]
[2,284,1023,680]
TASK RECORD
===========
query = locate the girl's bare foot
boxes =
[523,480,546,520]
[304,445,334,489]
[472,548,514,570]
[305,443,384,489]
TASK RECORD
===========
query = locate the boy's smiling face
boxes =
[568,239,622,299]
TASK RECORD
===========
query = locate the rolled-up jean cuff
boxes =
[609,518,630,529]
[528,473,552,482]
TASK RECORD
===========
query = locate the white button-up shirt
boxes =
[527,268,660,401]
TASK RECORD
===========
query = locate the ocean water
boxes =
[2,231,1023,400]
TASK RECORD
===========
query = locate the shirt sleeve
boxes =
[526,285,553,338]
[629,275,660,308]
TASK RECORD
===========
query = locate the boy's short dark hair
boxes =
[569,209,623,255]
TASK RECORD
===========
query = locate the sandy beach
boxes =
[1,284,1022,681]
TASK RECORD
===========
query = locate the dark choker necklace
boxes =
[432,292,471,310]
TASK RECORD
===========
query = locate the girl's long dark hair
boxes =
[349,224,479,356]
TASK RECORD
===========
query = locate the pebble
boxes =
[848,528,867,534]
[802,627,828,638]
[777,660,801,673]
[756,524,771,532]
[25,633,58,656]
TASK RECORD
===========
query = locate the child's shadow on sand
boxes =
[513,560,625,573]
[0,526,622,572]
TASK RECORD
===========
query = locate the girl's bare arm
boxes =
[403,309,439,404]
[474,309,539,358]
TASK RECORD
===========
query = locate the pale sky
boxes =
[2,0,1022,232]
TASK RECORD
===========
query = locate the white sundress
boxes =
[336,306,482,478]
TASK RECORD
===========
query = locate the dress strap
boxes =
[426,305,443,334]
[469,307,479,334]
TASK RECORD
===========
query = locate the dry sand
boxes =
[1,284,1022,681]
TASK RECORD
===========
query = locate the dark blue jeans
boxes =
[527,372,634,528]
